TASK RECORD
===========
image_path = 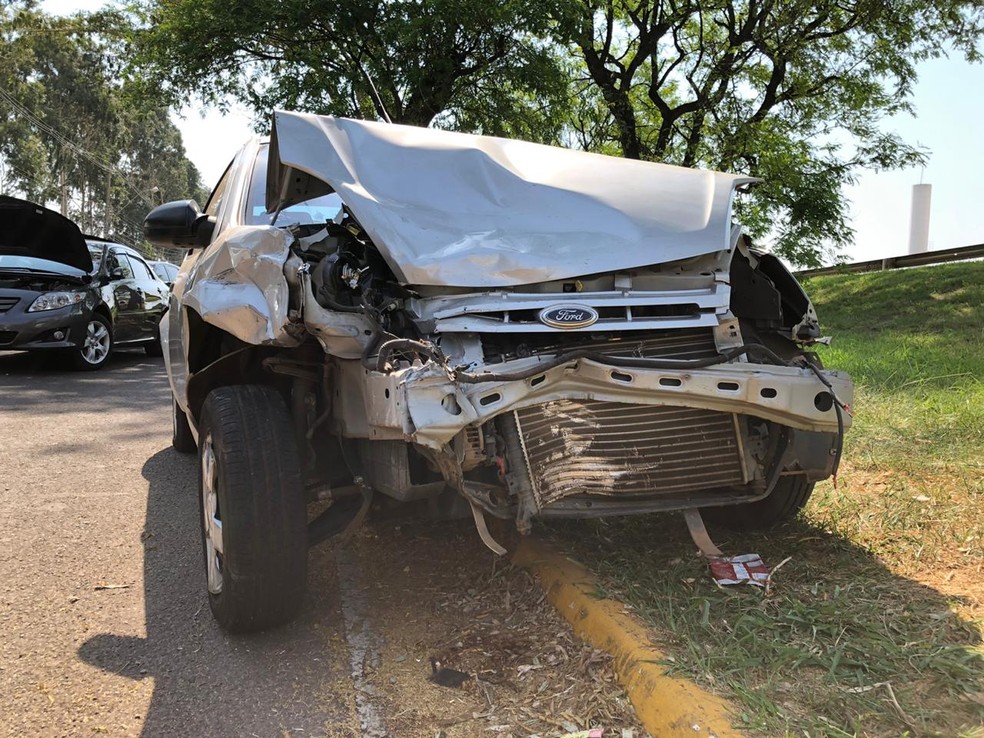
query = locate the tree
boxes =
[127,0,984,265]
[129,0,572,141]
[0,1,207,253]
[552,0,984,265]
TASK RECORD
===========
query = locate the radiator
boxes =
[513,400,746,508]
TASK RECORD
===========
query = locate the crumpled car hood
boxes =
[0,196,93,273]
[267,111,758,288]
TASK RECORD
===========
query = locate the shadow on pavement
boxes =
[77,447,353,736]
[0,350,170,414]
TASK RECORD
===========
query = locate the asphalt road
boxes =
[0,350,356,737]
[0,349,647,738]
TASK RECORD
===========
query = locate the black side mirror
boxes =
[109,267,125,281]
[144,200,215,248]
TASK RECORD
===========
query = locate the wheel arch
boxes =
[183,317,299,427]
[92,302,113,325]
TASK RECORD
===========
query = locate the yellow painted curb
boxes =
[514,537,742,738]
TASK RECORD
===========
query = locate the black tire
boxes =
[172,397,196,453]
[144,336,164,357]
[144,319,164,356]
[71,314,113,370]
[198,385,308,632]
[708,476,815,531]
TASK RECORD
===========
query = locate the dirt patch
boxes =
[345,517,648,737]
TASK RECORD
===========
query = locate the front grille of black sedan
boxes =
[0,296,19,313]
[0,331,17,345]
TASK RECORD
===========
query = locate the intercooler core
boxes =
[512,400,747,509]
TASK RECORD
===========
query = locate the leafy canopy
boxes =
[130,0,573,142]
[46,0,984,265]
[0,1,206,252]
[553,0,984,265]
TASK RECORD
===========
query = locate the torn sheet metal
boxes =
[180,225,300,346]
[268,111,759,288]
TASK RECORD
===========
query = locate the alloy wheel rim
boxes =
[81,320,110,364]
[201,435,224,595]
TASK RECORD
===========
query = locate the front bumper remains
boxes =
[0,294,90,350]
[351,356,853,447]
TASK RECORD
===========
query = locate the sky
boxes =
[38,0,984,264]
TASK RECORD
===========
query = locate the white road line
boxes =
[335,543,388,737]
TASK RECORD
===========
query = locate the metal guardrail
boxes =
[796,243,984,278]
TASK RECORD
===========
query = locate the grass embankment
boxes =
[551,262,984,737]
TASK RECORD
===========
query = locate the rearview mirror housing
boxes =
[144,200,215,249]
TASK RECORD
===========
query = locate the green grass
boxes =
[548,262,984,737]
[803,263,984,578]
[803,262,984,470]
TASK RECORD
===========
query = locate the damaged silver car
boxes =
[145,111,852,632]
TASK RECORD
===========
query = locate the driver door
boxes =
[106,250,142,342]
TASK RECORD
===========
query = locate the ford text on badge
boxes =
[538,305,600,329]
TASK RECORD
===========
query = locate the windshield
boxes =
[245,144,342,226]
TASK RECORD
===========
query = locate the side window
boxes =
[245,144,341,226]
[204,162,234,218]
[107,251,133,279]
[126,255,157,281]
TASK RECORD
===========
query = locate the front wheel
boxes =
[708,476,815,531]
[72,314,113,370]
[198,385,308,632]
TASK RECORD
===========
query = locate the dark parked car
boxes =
[0,196,169,369]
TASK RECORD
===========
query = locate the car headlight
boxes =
[27,291,87,312]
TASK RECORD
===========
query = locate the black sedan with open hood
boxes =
[0,196,169,369]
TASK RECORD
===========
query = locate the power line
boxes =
[0,85,155,209]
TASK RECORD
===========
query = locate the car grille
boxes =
[0,296,20,313]
[513,400,745,508]
[482,328,719,364]
[0,331,17,345]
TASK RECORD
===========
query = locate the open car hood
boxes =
[0,196,93,273]
[267,111,758,288]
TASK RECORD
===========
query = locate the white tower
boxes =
[908,183,932,254]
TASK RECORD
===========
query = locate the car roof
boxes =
[85,238,148,260]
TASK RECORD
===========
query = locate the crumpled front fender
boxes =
[181,226,300,347]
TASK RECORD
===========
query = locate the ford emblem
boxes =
[538,304,599,329]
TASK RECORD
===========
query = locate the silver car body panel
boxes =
[411,280,731,335]
[267,111,759,287]
[180,225,300,347]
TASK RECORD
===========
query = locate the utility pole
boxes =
[60,165,68,216]
[105,172,112,238]
[59,145,70,217]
